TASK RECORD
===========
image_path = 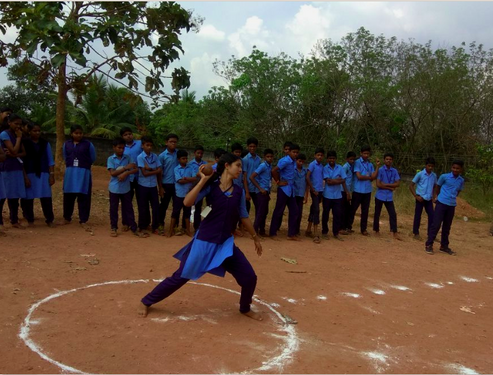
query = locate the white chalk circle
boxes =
[19,279,299,374]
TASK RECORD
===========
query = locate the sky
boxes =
[2,1,493,102]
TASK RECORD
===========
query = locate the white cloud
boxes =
[197,24,225,42]
[228,16,271,57]
[285,4,331,55]
[189,52,226,92]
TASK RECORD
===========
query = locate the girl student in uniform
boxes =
[21,122,56,227]
[138,153,264,321]
[0,114,27,229]
[62,124,96,231]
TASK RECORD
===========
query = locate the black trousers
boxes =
[351,192,371,232]
[413,199,434,236]
[109,191,137,232]
[322,197,343,236]
[246,192,258,215]
[341,193,353,230]
[21,197,55,224]
[426,201,455,248]
[308,191,323,225]
[373,198,397,233]
[137,185,160,231]
[63,188,92,224]
[159,183,175,227]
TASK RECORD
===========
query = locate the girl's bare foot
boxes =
[241,310,263,321]
[12,223,26,229]
[138,302,149,317]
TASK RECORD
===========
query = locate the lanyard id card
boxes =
[73,158,79,167]
[201,205,212,219]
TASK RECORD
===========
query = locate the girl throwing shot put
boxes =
[139,153,263,320]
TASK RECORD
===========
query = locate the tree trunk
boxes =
[55,61,67,179]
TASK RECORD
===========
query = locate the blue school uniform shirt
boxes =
[293,166,307,197]
[375,166,400,202]
[212,162,217,172]
[233,159,244,188]
[277,155,296,197]
[341,162,354,193]
[0,130,27,198]
[323,164,346,199]
[137,151,159,188]
[63,141,96,195]
[159,148,178,185]
[123,140,142,182]
[242,153,261,194]
[308,160,324,192]
[253,161,272,192]
[188,159,207,177]
[353,157,375,194]
[412,169,438,201]
[175,164,194,198]
[107,154,132,194]
[437,172,464,207]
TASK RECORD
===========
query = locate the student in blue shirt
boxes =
[269,143,300,240]
[305,148,325,242]
[351,145,380,236]
[0,146,6,235]
[188,145,207,231]
[410,157,438,240]
[373,153,401,240]
[425,160,465,255]
[107,138,145,238]
[121,127,142,214]
[0,114,27,229]
[242,137,262,216]
[341,151,356,234]
[62,124,96,232]
[168,150,195,237]
[293,153,309,238]
[249,148,274,236]
[322,151,349,241]
[231,143,246,236]
[157,133,179,235]
[136,136,162,236]
[212,147,227,172]
[272,141,294,233]
[20,123,55,227]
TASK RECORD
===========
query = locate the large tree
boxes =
[0,1,199,175]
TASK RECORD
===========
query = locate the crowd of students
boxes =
[0,107,466,255]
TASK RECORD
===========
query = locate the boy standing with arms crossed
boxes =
[373,153,401,240]
[409,157,437,240]
[425,160,465,255]
[351,146,380,236]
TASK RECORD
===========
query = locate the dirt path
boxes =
[1,167,492,374]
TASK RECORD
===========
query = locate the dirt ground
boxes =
[1,166,492,374]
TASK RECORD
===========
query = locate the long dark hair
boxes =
[203,152,240,189]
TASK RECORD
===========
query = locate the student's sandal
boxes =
[425,245,434,255]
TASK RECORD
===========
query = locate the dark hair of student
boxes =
[297,153,307,161]
[383,152,394,159]
[240,149,249,158]
[203,152,240,189]
[327,150,337,158]
[0,107,13,113]
[425,157,436,165]
[231,142,243,152]
[361,145,371,153]
[177,149,188,158]
[452,159,464,168]
[314,147,325,155]
[283,141,293,149]
[194,145,204,152]
[290,143,300,151]
[346,151,357,158]
[214,147,226,158]
[141,135,153,145]
[7,113,23,123]
[166,133,179,141]
[264,148,274,156]
[27,122,41,131]
[70,124,83,134]
[112,137,125,147]
[246,137,258,146]
[120,127,133,136]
